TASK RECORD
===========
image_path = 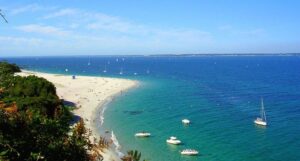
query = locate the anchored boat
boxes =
[135,132,151,137]
[166,136,181,145]
[254,98,267,126]
[180,149,199,156]
[182,119,190,124]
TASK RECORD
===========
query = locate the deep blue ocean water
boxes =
[2,55,300,161]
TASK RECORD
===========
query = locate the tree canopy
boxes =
[0,62,20,75]
[0,62,95,161]
[0,61,146,161]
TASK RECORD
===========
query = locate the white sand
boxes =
[18,70,138,161]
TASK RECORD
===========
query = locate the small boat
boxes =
[119,68,123,75]
[135,132,151,137]
[254,98,267,126]
[87,57,91,66]
[182,119,190,124]
[180,149,199,156]
[88,57,91,66]
[103,65,107,73]
[134,72,138,75]
[166,136,181,145]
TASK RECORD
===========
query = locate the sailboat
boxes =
[103,65,107,73]
[119,68,123,75]
[254,98,267,126]
[87,57,91,66]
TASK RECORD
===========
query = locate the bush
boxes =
[0,62,96,161]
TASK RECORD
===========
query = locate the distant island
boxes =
[148,53,300,57]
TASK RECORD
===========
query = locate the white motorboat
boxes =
[135,132,151,137]
[166,136,181,145]
[254,98,267,126]
[182,119,190,124]
[180,149,199,155]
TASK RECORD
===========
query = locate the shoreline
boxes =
[17,70,139,161]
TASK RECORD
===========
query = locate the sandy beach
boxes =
[18,70,138,161]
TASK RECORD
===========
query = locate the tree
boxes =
[0,61,20,73]
[0,62,146,161]
[121,150,147,161]
[0,62,93,161]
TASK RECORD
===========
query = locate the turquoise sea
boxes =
[2,55,300,161]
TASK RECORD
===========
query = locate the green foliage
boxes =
[5,75,57,97]
[122,150,147,161]
[0,111,91,161]
[0,62,95,161]
[0,61,20,90]
[0,61,20,75]
[0,62,145,161]
[1,75,61,118]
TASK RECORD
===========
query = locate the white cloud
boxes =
[7,6,214,55]
[10,4,56,15]
[0,36,43,45]
[69,23,80,29]
[43,8,77,19]
[0,36,45,54]
[85,13,138,33]
[10,4,41,15]
[16,24,69,36]
[239,29,264,36]
[40,8,213,46]
[218,25,264,36]
[218,25,232,31]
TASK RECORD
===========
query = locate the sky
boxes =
[0,0,300,56]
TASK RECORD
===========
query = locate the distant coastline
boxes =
[147,53,300,57]
[1,53,300,59]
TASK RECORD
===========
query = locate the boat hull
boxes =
[254,120,267,126]
[180,152,199,156]
[166,140,181,145]
[182,119,190,124]
[135,133,151,137]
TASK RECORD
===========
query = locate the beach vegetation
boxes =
[121,150,147,161]
[0,61,146,161]
[0,62,101,161]
[0,61,20,75]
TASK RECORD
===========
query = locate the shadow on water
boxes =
[123,110,144,115]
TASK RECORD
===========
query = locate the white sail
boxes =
[261,98,267,123]
[119,68,123,75]
[254,98,267,126]
[103,64,107,73]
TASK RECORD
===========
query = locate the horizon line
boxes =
[1,53,300,58]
